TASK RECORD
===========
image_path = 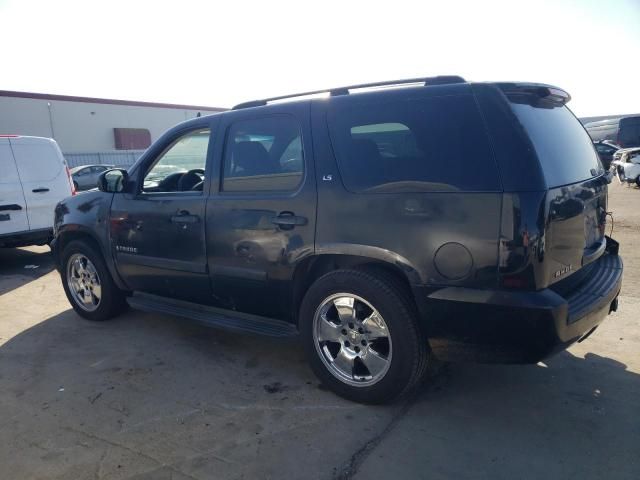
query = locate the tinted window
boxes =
[222,116,303,192]
[327,94,500,193]
[510,102,602,187]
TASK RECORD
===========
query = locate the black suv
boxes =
[52,77,623,404]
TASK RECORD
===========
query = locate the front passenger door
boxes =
[110,125,214,301]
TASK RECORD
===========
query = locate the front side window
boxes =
[327,94,500,193]
[143,129,210,193]
[222,116,304,192]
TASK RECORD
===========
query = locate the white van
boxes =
[0,135,75,248]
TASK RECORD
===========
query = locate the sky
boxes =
[0,0,638,117]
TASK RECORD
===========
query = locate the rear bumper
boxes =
[419,242,623,364]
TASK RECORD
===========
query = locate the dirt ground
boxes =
[0,182,638,480]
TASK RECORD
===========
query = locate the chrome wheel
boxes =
[313,293,392,387]
[66,253,102,312]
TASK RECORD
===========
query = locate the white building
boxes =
[0,90,225,166]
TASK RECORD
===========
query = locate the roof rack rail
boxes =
[232,75,466,110]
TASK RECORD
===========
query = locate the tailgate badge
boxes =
[554,265,573,278]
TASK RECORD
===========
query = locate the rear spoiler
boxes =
[497,82,571,107]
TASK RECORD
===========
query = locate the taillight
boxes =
[66,165,76,196]
[501,274,532,289]
[498,194,536,290]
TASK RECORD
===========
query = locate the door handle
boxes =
[272,212,307,230]
[171,211,199,224]
[32,188,50,193]
[0,204,22,211]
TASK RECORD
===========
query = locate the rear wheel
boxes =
[300,269,429,404]
[635,176,640,188]
[61,240,127,321]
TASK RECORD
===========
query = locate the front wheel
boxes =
[61,240,127,321]
[300,269,429,404]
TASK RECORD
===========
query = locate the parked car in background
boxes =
[611,147,640,186]
[585,115,640,148]
[1,135,75,247]
[71,164,114,191]
[593,141,620,170]
[52,77,622,404]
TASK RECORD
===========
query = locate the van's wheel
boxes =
[635,176,640,188]
[61,240,127,321]
[300,269,429,404]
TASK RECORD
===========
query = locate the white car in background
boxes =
[611,147,640,186]
[0,135,75,247]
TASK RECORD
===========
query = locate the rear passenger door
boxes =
[206,103,316,320]
[0,138,29,235]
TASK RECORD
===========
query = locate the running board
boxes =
[127,292,298,338]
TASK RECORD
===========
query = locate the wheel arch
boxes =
[291,246,422,328]
[55,225,128,291]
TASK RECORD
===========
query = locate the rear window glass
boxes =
[327,94,500,193]
[510,102,602,187]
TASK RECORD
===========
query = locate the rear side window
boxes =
[327,94,500,193]
[509,101,602,187]
[222,116,304,192]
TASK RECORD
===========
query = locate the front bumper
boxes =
[419,241,623,364]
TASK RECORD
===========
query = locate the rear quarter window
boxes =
[327,94,500,193]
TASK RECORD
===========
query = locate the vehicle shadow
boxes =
[362,349,640,480]
[0,246,55,296]
[0,308,375,479]
[0,308,638,479]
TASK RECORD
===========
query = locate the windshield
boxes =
[510,101,603,187]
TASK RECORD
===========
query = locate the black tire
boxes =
[300,269,429,404]
[635,176,640,188]
[61,240,127,321]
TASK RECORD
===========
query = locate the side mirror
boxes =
[98,168,129,193]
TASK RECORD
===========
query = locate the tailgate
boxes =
[500,83,607,288]
[545,177,607,286]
